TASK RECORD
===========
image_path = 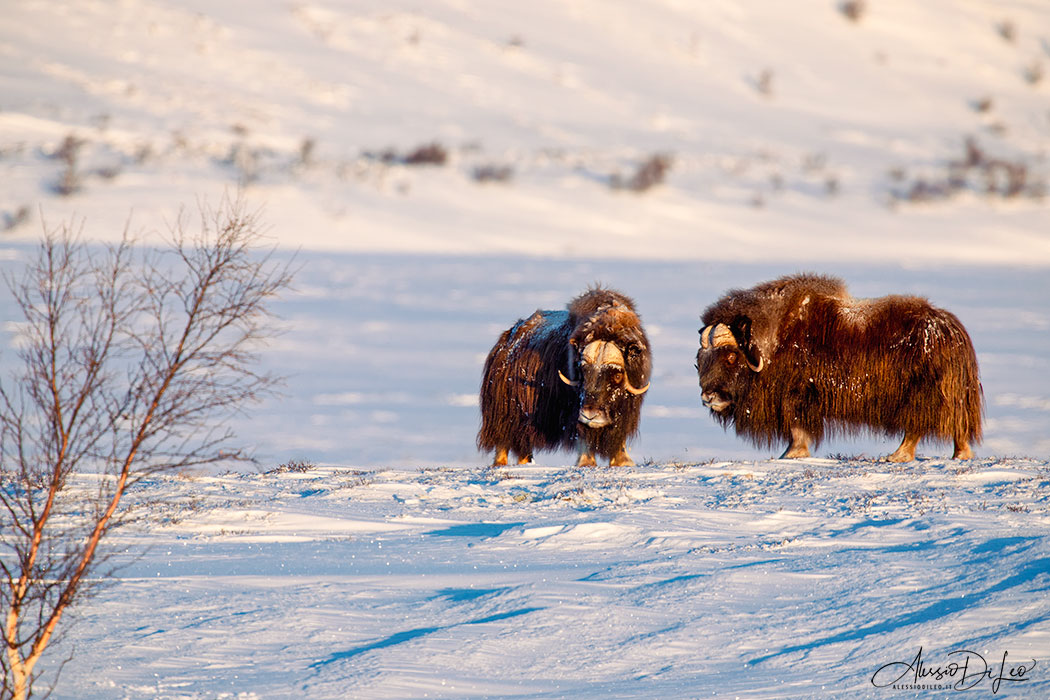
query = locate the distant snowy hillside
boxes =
[1,0,1048,263]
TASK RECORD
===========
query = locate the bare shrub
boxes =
[1,207,30,233]
[94,164,122,181]
[611,153,674,193]
[359,148,397,166]
[0,195,293,699]
[996,20,1017,43]
[890,136,1046,203]
[472,164,514,184]
[224,142,261,186]
[134,143,154,165]
[50,134,84,197]
[364,142,449,167]
[839,1,866,23]
[1023,60,1044,86]
[803,152,827,173]
[755,69,774,97]
[971,96,994,113]
[267,459,317,474]
[403,142,448,166]
[825,176,840,197]
[298,137,316,168]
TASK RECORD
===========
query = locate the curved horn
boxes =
[701,323,763,371]
[700,323,737,349]
[560,342,580,386]
[623,375,650,395]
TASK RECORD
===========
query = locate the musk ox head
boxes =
[558,302,650,430]
[696,318,764,418]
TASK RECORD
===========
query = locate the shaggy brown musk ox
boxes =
[478,287,651,467]
[696,273,983,461]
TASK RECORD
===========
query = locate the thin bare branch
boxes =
[0,196,292,699]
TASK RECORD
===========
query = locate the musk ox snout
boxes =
[578,405,611,428]
[700,389,731,413]
[696,338,749,416]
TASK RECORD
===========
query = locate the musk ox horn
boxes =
[558,370,579,387]
[700,323,764,372]
[700,323,737,350]
[581,340,620,366]
[580,340,649,394]
[623,376,650,395]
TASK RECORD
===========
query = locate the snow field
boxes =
[54,457,1050,699]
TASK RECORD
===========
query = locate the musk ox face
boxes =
[564,339,648,428]
[696,321,762,417]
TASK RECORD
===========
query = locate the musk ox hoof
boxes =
[577,452,597,467]
[609,450,634,467]
[887,435,919,463]
[953,442,974,460]
[492,449,509,467]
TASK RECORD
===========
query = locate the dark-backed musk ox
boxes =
[696,274,983,462]
[478,287,651,467]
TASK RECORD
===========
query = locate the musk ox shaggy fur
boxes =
[478,287,651,467]
[696,273,983,462]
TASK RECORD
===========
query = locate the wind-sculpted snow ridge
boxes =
[57,458,1050,699]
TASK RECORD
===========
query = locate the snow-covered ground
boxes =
[56,458,1050,699]
[1,0,1049,697]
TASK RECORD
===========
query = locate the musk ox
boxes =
[478,287,651,467]
[696,273,983,462]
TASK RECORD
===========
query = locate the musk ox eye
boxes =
[725,352,737,366]
[612,370,624,384]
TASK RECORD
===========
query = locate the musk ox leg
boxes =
[516,452,533,465]
[492,448,509,467]
[780,426,812,459]
[887,433,920,463]
[609,447,634,467]
[952,439,974,460]
[577,450,597,467]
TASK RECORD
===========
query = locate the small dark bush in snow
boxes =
[50,133,84,196]
[996,20,1017,43]
[839,1,866,23]
[890,136,1046,203]
[403,142,448,166]
[473,164,514,184]
[611,153,673,193]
